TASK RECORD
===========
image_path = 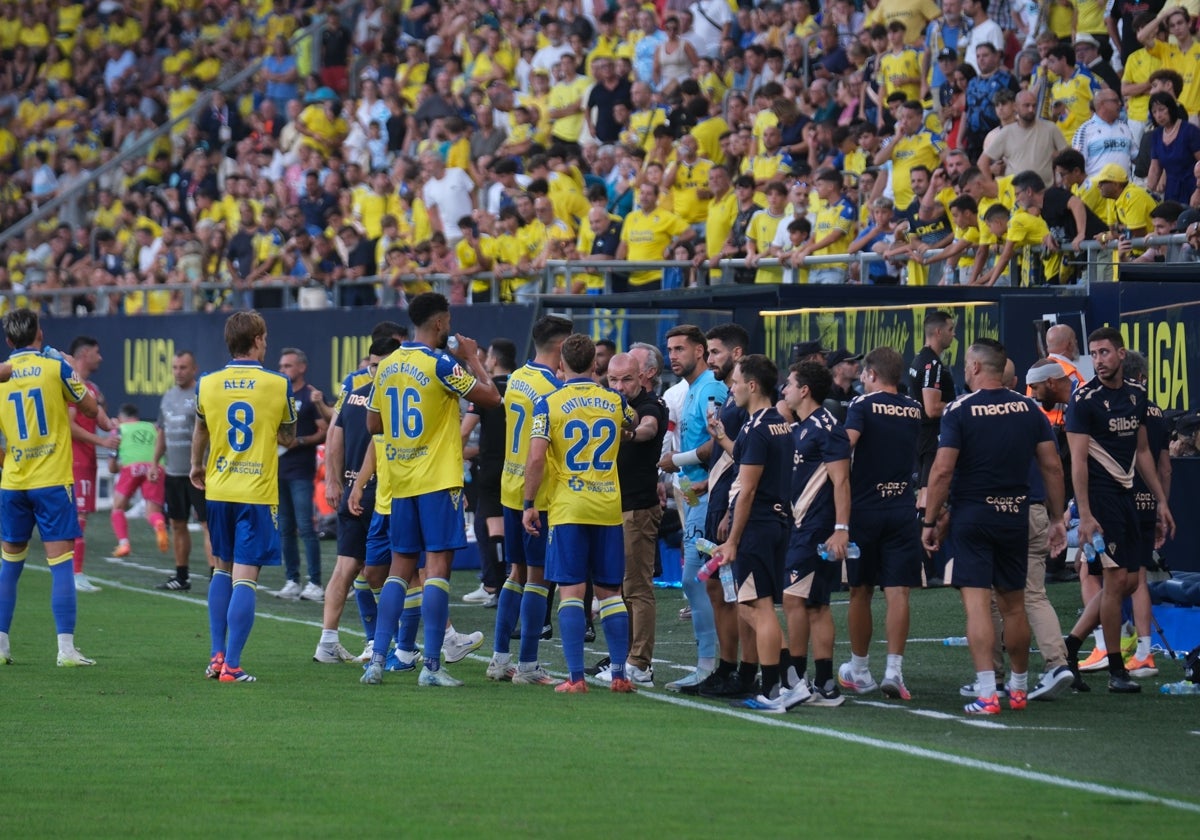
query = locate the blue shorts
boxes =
[784,534,839,607]
[207,501,281,566]
[365,512,392,567]
[336,507,370,560]
[1087,492,1141,576]
[546,523,625,587]
[0,485,81,544]
[502,505,548,568]
[732,517,788,603]
[847,507,924,589]
[390,489,466,554]
[944,516,1027,592]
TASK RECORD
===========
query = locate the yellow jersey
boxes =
[1148,39,1200,116]
[369,343,477,496]
[0,349,89,491]
[890,130,944,209]
[1051,68,1101,141]
[811,196,856,262]
[747,209,787,284]
[706,190,738,260]
[690,116,729,166]
[670,158,714,223]
[628,107,667,151]
[530,378,636,526]
[372,435,392,515]
[549,75,592,143]
[196,361,296,504]
[619,206,690,287]
[501,362,562,511]
[1121,47,1162,123]
[880,47,923,101]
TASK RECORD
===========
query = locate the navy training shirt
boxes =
[790,406,852,539]
[844,390,923,512]
[729,406,794,522]
[1064,377,1148,497]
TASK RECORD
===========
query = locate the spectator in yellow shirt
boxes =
[616,183,694,291]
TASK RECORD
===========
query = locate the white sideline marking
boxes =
[639,690,1200,814]
[852,699,1086,731]
[39,568,1200,814]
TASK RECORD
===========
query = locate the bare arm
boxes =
[716,462,763,565]
[920,446,958,551]
[521,436,549,535]
[324,422,344,510]
[189,416,210,490]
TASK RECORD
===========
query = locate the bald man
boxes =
[1045,324,1092,382]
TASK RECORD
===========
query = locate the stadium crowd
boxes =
[3,0,1200,313]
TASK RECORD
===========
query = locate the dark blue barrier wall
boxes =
[25,305,536,419]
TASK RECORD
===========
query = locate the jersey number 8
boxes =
[227,401,255,452]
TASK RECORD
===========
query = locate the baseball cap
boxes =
[937,48,958,62]
[1096,163,1130,184]
[1073,33,1100,47]
[790,340,827,362]
[826,349,864,368]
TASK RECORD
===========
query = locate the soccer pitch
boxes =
[1,518,1197,837]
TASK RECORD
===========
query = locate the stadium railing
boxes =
[0,8,336,252]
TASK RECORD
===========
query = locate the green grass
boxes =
[1,517,1198,836]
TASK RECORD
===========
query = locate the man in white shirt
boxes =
[420,153,476,245]
[688,0,731,58]
[1071,89,1134,181]
[960,0,1004,72]
[531,19,574,75]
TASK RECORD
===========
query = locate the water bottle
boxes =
[42,345,64,361]
[678,474,700,506]
[943,636,969,646]
[696,537,719,556]
[1082,532,1106,561]
[1160,681,1200,695]
[447,336,459,351]
[696,557,722,582]
[817,542,861,560]
[718,564,737,602]
[707,395,718,420]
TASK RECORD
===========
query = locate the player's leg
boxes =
[840,518,879,692]
[994,587,1030,709]
[1024,504,1072,700]
[804,560,841,705]
[110,483,132,556]
[220,503,279,682]
[314,507,367,663]
[670,495,716,689]
[548,524,589,692]
[141,469,168,553]
[72,470,98,591]
[1127,567,1157,676]
[732,526,790,710]
[591,525,630,690]
[1076,553,1107,669]
[413,489,468,684]
[33,485,90,665]
[0,489,35,663]
[489,507,527,679]
[205,501,235,678]
[393,565,425,670]
[622,506,661,682]
[961,585,1002,713]
[515,513,551,681]
[160,476,193,589]
[362,505,418,682]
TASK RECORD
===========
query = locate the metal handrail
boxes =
[0,9,336,249]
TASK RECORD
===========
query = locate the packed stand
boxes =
[5,0,1200,314]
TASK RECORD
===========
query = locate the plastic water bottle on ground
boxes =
[943,636,969,646]
[1160,681,1200,694]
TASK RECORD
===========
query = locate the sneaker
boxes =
[837,662,878,694]
[594,662,614,683]
[313,642,357,663]
[959,681,1008,698]
[1029,665,1074,701]
[361,662,384,685]
[482,593,498,608]
[610,677,636,693]
[155,525,169,553]
[780,680,812,710]
[156,576,191,591]
[387,649,421,672]
[418,665,463,687]
[513,665,562,686]
[0,636,10,665]
[584,656,611,677]
[1119,622,1137,657]
[1125,654,1158,677]
[486,657,517,681]
[1078,648,1109,672]
[627,663,654,686]
[540,623,553,640]
[736,693,787,713]
[808,683,845,707]
[554,678,588,694]
[300,582,325,602]
[462,584,493,603]
[964,694,1001,715]
[112,543,131,558]
[354,643,373,663]
[881,674,912,700]
[1108,673,1141,693]
[219,664,256,682]
[1006,686,1028,711]
[584,624,596,643]
[56,648,96,667]
[276,580,302,601]
[678,606,692,621]
[74,574,100,593]
[443,631,484,663]
[665,667,712,693]
[698,670,751,699]
[205,652,224,679]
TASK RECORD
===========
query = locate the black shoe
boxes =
[509,627,521,640]
[584,656,611,677]
[698,670,751,699]
[583,624,595,643]
[156,576,191,591]
[1108,673,1141,694]
[540,623,553,641]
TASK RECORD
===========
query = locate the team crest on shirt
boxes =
[1103,400,1110,411]
[293,398,302,412]
[214,456,228,472]
[568,476,585,491]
